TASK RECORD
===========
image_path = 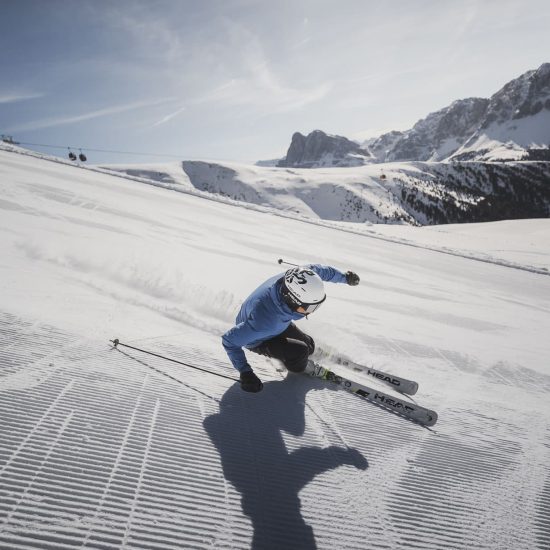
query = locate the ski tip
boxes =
[424,410,438,427]
[394,381,418,396]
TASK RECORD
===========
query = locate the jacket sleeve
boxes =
[222,301,273,373]
[306,264,347,284]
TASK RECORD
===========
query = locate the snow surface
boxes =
[363,219,550,273]
[1,148,550,549]
[100,162,194,188]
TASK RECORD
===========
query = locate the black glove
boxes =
[240,369,263,393]
[345,271,360,286]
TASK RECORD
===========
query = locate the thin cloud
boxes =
[194,20,332,115]
[102,5,188,64]
[8,98,175,132]
[199,69,331,114]
[153,105,186,127]
[0,92,44,104]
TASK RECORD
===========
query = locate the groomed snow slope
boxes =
[365,219,550,273]
[1,149,550,550]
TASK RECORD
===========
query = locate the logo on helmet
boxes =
[285,268,315,286]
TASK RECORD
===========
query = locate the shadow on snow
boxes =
[204,375,368,549]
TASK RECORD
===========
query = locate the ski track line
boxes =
[79,374,149,548]
[315,388,544,550]
[0,379,75,479]
[0,326,248,548]
[2,145,548,277]
[1,318,550,549]
[1,411,75,525]
[120,398,161,549]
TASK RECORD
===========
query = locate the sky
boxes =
[1,0,550,164]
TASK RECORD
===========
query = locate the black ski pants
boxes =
[250,323,315,373]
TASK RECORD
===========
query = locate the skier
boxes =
[222,264,360,392]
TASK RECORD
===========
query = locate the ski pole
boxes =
[277,258,299,267]
[110,339,239,382]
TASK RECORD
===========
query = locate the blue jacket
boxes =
[222,264,347,373]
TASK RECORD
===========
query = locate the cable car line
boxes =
[11,140,185,160]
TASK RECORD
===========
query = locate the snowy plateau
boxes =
[1,145,550,550]
[102,157,550,227]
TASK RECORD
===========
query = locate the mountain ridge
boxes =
[274,63,550,167]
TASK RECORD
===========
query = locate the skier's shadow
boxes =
[203,375,368,549]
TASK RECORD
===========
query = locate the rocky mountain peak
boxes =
[367,62,550,162]
[277,130,371,168]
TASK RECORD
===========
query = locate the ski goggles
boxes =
[297,296,326,315]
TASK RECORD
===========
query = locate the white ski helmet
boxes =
[282,267,326,314]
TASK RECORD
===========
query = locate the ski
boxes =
[332,357,418,395]
[306,362,437,427]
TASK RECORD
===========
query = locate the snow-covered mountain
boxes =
[366,62,550,162]
[102,158,550,226]
[1,145,550,550]
[274,64,550,166]
[366,97,490,162]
